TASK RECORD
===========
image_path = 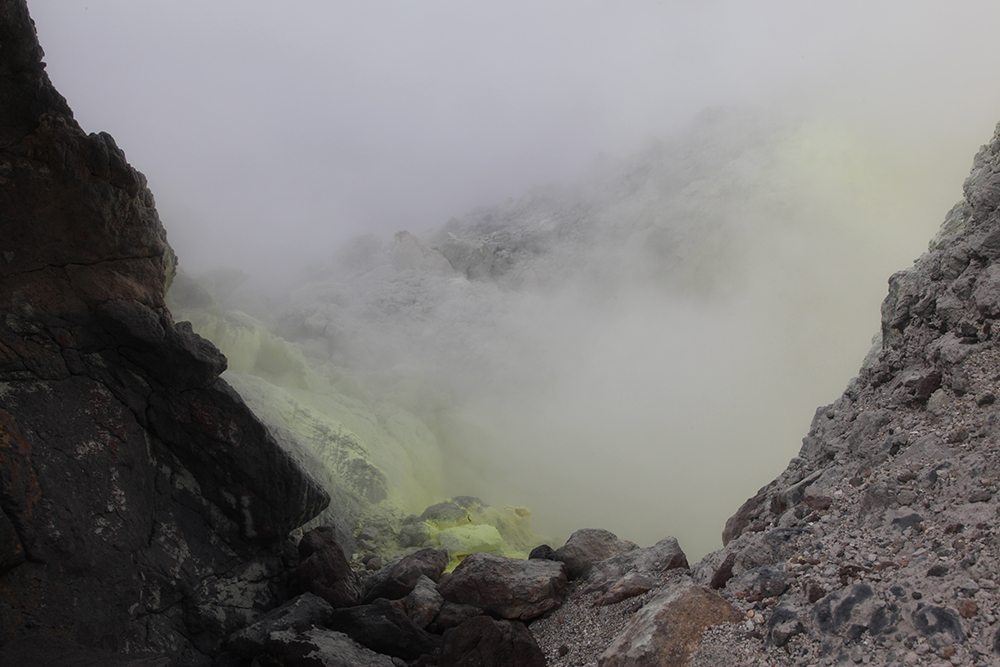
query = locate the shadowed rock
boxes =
[439,616,546,667]
[292,526,363,609]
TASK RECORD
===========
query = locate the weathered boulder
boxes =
[329,598,442,661]
[598,579,742,667]
[554,528,638,580]
[292,526,363,609]
[582,536,689,595]
[255,627,395,667]
[404,575,445,629]
[392,231,453,273]
[439,616,546,667]
[437,552,567,621]
[363,547,449,603]
[429,601,483,634]
[227,592,335,658]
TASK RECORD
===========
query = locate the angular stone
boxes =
[437,552,566,620]
[363,547,449,603]
[259,627,395,667]
[597,579,742,667]
[555,528,638,580]
[328,597,441,661]
[292,527,363,609]
[439,616,546,667]
[583,536,689,595]
[404,575,444,629]
[227,592,335,658]
[429,601,483,634]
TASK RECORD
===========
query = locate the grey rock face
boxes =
[554,528,638,580]
[437,552,567,621]
[582,536,689,595]
[227,592,335,658]
[254,627,395,667]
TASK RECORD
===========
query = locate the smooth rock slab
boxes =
[437,552,567,621]
[598,579,742,667]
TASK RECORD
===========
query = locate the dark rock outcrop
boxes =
[0,3,329,663]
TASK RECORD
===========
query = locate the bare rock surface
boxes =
[598,578,742,667]
[582,536,689,595]
[437,552,568,621]
[555,528,639,580]
[439,615,546,667]
[0,3,329,663]
[292,526,363,609]
[255,627,396,667]
[684,120,1000,665]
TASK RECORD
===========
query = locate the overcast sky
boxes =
[26,1,1000,279]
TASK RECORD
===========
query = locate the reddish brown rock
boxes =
[437,552,567,621]
[598,580,742,667]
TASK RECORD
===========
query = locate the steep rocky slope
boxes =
[684,123,1000,665]
[0,3,328,664]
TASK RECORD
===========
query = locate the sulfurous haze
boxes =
[27,1,1000,559]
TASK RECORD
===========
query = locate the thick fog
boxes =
[27,1,1000,558]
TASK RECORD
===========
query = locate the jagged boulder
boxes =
[554,528,638,580]
[582,536,689,595]
[292,526,363,609]
[598,579,742,667]
[438,552,567,620]
[439,616,546,667]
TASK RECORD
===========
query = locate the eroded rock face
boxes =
[0,4,329,662]
[0,4,174,316]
